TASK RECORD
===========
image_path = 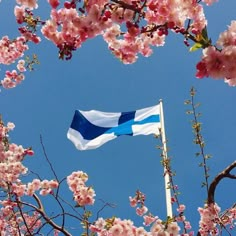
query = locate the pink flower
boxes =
[143,214,158,226]
[184,221,192,230]
[7,122,15,130]
[40,188,52,196]
[109,224,123,235]
[166,222,180,235]
[12,183,26,197]
[17,59,26,72]
[177,204,186,213]
[151,219,164,234]
[16,0,38,9]
[48,0,60,8]
[129,196,138,207]
[90,218,106,232]
[48,180,59,188]
[196,61,208,79]
[202,0,218,5]
[67,171,95,206]
[198,203,221,235]
[14,6,25,24]
[136,206,148,216]
[24,149,34,156]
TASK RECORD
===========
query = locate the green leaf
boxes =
[201,26,208,40]
[189,42,202,52]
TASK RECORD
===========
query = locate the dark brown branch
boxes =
[15,195,34,236]
[197,164,236,236]
[208,160,236,204]
[20,196,72,236]
[111,0,141,13]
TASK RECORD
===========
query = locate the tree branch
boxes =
[208,160,236,204]
[19,198,72,236]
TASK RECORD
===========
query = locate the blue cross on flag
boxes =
[67,104,161,150]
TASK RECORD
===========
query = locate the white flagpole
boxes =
[159,99,173,218]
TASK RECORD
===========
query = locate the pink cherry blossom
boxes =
[136,205,148,216]
[143,214,158,226]
[67,171,96,206]
[198,203,221,235]
[196,20,236,86]
[0,36,28,65]
[16,0,38,9]
[7,122,15,130]
[167,222,180,235]
[14,5,25,24]
[17,59,26,72]
[1,70,25,89]
[151,219,165,234]
[129,196,138,207]
[177,204,186,213]
[48,0,60,9]
[202,0,218,6]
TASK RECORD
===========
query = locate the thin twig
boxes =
[40,135,59,183]
[190,87,210,193]
[96,199,116,220]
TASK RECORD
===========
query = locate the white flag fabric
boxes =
[67,104,161,150]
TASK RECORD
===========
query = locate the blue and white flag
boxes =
[67,104,161,150]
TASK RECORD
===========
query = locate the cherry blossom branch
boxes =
[18,198,72,236]
[15,195,35,236]
[185,87,210,193]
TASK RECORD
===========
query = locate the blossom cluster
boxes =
[1,67,25,89]
[67,171,96,206]
[196,20,236,86]
[198,203,236,236]
[0,121,28,186]
[0,118,59,234]
[12,178,59,196]
[41,0,212,63]
[89,191,193,236]
[0,201,42,235]
[90,217,179,236]
[0,36,28,66]
[16,0,38,9]
[0,0,231,89]
[0,0,41,89]
[0,117,235,235]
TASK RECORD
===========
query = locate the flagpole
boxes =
[159,99,173,218]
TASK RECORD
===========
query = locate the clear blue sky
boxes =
[0,1,235,235]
